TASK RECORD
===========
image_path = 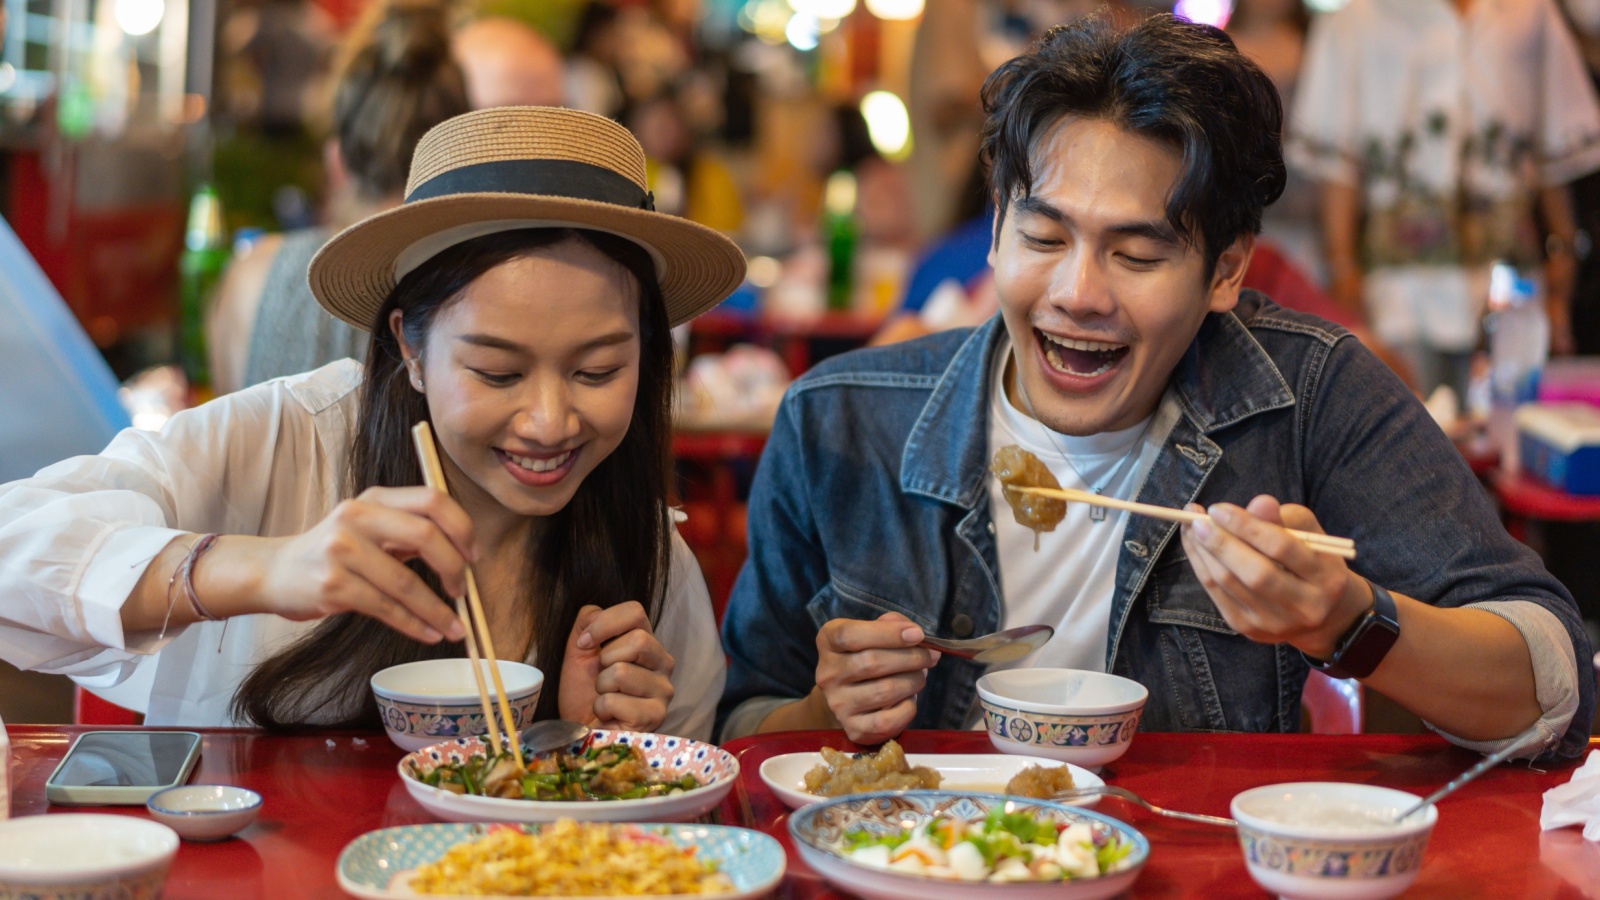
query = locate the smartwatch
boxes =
[1303,580,1400,680]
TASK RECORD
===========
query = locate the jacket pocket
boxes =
[804,577,934,633]
[1146,556,1239,635]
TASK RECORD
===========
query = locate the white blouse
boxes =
[0,360,726,740]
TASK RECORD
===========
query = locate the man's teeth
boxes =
[1045,344,1117,377]
[506,450,572,472]
[1039,332,1125,353]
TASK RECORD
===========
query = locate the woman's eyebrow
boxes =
[455,331,637,353]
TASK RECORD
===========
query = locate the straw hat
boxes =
[308,106,747,330]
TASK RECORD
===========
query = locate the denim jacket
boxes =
[718,293,1595,760]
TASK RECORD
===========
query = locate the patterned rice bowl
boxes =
[336,822,785,900]
[1231,782,1438,900]
[398,729,739,823]
[977,669,1147,769]
[371,659,544,752]
[789,791,1148,900]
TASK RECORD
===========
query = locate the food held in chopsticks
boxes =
[990,445,1066,549]
[407,819,735,896]
[1004,763,1075,799]
[843,807,1134,882]
[802,740,941,797]
[410,741,702,801]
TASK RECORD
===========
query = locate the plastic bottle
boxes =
[178,184,229,396]
[1484,261,1549,472]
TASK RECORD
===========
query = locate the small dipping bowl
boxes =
[976,667,1148,769]
[146,785,263,841]
[371,659,544,752]
[0,813,178,899]
[1231,782,1439,900]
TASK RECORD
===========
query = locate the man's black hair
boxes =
[980,13,1287,275]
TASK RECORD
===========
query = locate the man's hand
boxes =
[1179,495,1372,661]
[558,602,675,732]
[814,612,941,744]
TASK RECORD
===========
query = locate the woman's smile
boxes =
[495,446,580,487]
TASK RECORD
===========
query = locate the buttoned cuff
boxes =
[1425,601,1579,760]
[76,524,188,654]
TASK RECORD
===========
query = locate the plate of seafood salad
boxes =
[844,806,1133,881]
[399,730,738,823]
[336,819,786,899]
[789,792,1147,900]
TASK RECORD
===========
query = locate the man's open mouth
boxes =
[1036,328,1129,377]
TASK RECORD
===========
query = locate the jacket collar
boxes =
[899,298,1296,508]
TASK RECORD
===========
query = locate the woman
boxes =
[207,0,469,394]
[0,107,746,740]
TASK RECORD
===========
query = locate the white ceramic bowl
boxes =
[146,785,263,841]
[975,668,1147,768]
[370,659,543,752]
[0,814,178,900]
[1230,782,1439,900]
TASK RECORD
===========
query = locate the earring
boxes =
[407,362,424,391]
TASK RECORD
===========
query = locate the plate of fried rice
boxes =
[336,819,785,899]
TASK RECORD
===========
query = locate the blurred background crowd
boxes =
[4,0,1600,724]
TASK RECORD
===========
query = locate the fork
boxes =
[1052,784,1238,827]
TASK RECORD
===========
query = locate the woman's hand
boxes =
[250,486,474,643]
[1179,494,1372,660]
[558,602,675,732]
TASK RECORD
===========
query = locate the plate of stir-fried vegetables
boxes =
[789,791,1148,900]
[399,730,739,823]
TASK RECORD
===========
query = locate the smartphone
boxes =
[45,731,202,805]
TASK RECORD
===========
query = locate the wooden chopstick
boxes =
[411,422,526,767]
[1006,485,1357,560]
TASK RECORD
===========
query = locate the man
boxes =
[718,14,1593,761]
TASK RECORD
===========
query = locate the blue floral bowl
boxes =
[976,668,1146,769]
[370,659,543,752]
[788,791,1148,900]
[1231,782,1437,900]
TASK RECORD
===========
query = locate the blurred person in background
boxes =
[208,0,469,395]
[453,16,566,110]
[1563,0,1600,354]
[565,1,625,117]
[1291,0,1600,400]
[1226,0,1324,287]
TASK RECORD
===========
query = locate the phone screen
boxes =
[49,732,200,787]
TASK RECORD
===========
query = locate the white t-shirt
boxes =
[981,343,1175,690]
[0,359,726,740]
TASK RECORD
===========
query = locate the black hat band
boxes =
[405,158,655,212]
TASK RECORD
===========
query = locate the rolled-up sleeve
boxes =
[1425,601,1580,760]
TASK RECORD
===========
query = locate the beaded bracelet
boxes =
[180,533,222,621]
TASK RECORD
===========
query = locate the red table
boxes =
[5,726,1598,897]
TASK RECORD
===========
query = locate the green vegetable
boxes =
[1095,835,1131,873]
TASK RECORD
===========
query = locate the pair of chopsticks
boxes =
[1006,485,1357,560]
[411,422,526,768]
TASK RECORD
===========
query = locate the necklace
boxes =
[1007,351,1153,523]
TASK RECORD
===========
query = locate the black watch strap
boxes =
[1303,580,1400,680]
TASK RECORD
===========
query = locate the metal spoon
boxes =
[920,624,1053,665]
[1393,723,1543,822]
[518,719,590,758]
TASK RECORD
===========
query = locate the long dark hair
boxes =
[234,228,675,730]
